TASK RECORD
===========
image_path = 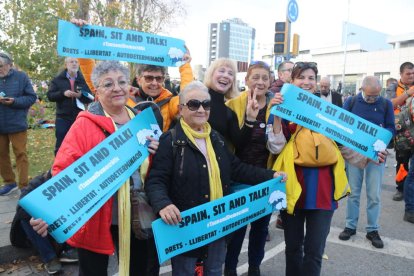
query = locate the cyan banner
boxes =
[19,108,161,243]
[270,84,393,161]
[152,178,286,263]
[57,19,187,67]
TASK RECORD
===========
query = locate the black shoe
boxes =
[248,266,260,276]
[366,231,384,248]
[393,190,404,201]
[59,249,78,263]
[224,268,237,276]
[45,258,62,275]
[403,211,414,223]
[338,227,356,240]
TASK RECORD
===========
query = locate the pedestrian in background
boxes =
[47,57,92,155]
[0,51,37,196]
[339,76,394,248]
[385,62,414,203]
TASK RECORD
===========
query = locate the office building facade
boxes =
[207,18,255,72]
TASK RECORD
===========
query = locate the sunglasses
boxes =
[294,62,318,69]
[249,60,270,69]
[181,99,211,111]
[142,75,165,83]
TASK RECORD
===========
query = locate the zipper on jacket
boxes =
[316,146,319,160]
[179,147,184,175]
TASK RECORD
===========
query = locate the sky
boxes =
[161,0,414,68]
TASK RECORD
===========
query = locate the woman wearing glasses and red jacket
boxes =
[270,62,350,276]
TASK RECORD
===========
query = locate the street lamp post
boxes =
[341,31,355,94]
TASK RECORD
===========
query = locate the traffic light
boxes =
[274,22,288,55]
[292,33,299,56]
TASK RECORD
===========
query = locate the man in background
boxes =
[0,51,37,195]
[270,61,294,93]
[387,62,414,223]
[47,57,92,155]
[319,76,343,107]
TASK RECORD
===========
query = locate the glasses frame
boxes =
[98,79,129,91]
[142,75,165,83]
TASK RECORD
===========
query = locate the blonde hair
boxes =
[204,58,239,99]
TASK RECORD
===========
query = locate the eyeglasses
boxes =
[281,68,293,73]
[362,91,379,103]
[142,75,165,83]
[249,60,270,69]
[181,99,211,111]
[98,79,129,90]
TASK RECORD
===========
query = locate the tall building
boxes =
[207,18,255,72]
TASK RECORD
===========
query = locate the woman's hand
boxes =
[270,92,284,106]
[273,171,287,182]
[70,18,88,27]
[30,218,49,237]
[377,150,388,164]
[182,45,192,64]
[147,136,159,154]
[159,204,182,225]
[246,88,259,122]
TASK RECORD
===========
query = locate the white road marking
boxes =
[328,226,414,260]
[145,220,414,275]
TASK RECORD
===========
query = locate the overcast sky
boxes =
[161,0,414,67]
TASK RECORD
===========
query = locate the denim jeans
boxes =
[20,220,57,263]
[225,213,271,269]
[171,238,226,276]
[281,209,333,276]
[54,118,74,156]
[404,154,414,212]
[345,161,384,232]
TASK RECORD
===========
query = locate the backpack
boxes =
[394,97,414,152]
[347,95,392,148]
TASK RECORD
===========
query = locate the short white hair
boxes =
[179,81,210,104]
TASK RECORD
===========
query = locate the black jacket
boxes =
[331,91,343,107]
[208,89,252,149]
[47,70,92,121]
[145,123,274,257]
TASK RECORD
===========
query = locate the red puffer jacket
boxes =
[52,103,116,254]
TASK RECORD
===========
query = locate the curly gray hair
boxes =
[91,60,130,88]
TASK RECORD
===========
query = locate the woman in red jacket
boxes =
[30,60,159,276]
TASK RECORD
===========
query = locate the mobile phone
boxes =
[0,92,6,97]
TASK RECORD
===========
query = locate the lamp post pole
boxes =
[341,30,355,94]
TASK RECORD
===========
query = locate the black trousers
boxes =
[78,226,159,276]
[396,149,411,192]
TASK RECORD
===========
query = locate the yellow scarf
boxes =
[180,118,223,200]
[104,106,135,276]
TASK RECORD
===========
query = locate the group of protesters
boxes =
[1,17,413,276]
